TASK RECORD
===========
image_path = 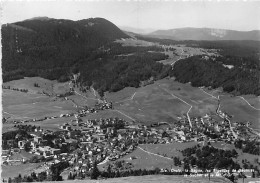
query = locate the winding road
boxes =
[158,84,193,128]
[170,47,185,68]
[199,88,238,139]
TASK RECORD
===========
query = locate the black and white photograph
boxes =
[1,0,260,182]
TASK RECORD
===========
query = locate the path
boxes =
[113,109,135,122]
[137,146,172,160]
[74,90,99,101]
[115,92,137,104]
[199,88,238,139]
[237,96,260,110]
[199,88,218,100]
[98,157,110,166]
[3,111,30,119]
[158,84,192,128]
[200,88,220,113]
[170,47,185,68]
[91,87,97,97]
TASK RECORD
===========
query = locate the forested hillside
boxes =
[2,17,129,81]
[136,36,260,95]
[2,17,171,96]
[173,55,259,95]
[2,18,259,96]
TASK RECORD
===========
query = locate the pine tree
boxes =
[107,164,112,178]
[90,161,100,179]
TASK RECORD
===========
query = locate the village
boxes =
[3,95,253,182]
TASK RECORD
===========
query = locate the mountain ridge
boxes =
[1,16,129,81]
[146,27,260,40]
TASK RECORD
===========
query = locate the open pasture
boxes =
[3,99,76,121]
[112,83,189,124]
[117,147,174,170]
[139,142,198,159]
[67,93,98,107]
[107,78,258,129]
[115,38,159,47]
[1,162,44,179]
[81,110,135,122]
[219,95,260,129]
[3,77,56,95]
[108,78,219,124]
[3,89,50,107]
[2,116,74,133]
[53,81,71,94]
[2,89,77,122]
[239,95,260,109]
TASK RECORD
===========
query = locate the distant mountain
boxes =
[1,17,129,81]
[148,28,260,41]
[120,26,155,34]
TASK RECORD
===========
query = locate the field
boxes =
[198,88,260,130]
[106,147,175,170]
[2,89,76,121]
[3,76,259,131]
[106,78,219,125]
[1,162,44,179]
[3,77,57,95]
[6,175,233,183]
[220,96,260,129]
[139,142,198,159]
[115,38,159,47]
[99,142,198,171]
[105,78,259,130]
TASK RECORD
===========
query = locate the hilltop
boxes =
[148,27,260,41]
[1,17,129,82]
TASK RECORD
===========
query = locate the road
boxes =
[137,146,172,160]
[113,109,135,122]
[73,90,99,101]
[200,88,238,139]
[158,84,193,128]
[237,96,260,110]
[170,47,185,68]
[69,80,136,122]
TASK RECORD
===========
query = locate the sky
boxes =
[1,0,260,31]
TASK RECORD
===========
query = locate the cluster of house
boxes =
[79,100,113,114]
[171,112,238,143]
[2,105,249,180]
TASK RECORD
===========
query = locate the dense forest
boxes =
[2,18,172,96]
[2,17,129,81]
[2,18,260,95]
[181,145,240,172]
[172,55,259,95]
[136,36,260,95]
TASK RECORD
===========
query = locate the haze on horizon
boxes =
[1,1,260,32]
